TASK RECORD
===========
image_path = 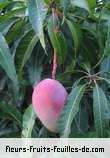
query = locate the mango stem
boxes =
[52,48,57,80]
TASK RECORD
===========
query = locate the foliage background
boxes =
[0,0,110,138]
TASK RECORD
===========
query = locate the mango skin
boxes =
[32,78,68,132]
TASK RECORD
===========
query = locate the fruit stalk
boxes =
[52,48,57,80]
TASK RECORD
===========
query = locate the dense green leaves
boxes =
[28,0,47,50]
[66,19,82,53]
[0,1,12,9]
[93,83,109,137]
[0,0,110,138]
[0,102,22,128]
[58,84,86,137]
[15,30,38,76]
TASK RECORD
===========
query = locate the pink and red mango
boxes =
[32,78,68,132]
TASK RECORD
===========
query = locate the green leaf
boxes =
[101,3,110,21]
[0,18,19,35]
[12,23,32,57]
[28,0,47,50]
[101,56,110,73]
[18,32,38,75]
[0,1,12,9]
[14,30,38,78]
[93,83,109,137]
[72,131,97,138]
[0,128,20,138]
[48,16,67,64]
[28,63,42,87]
[75,102,89,132]
[27,44,44,87]
[6,19,23,45]
[103,21,110,58]
[0,102,22,128]
[66,19,82,53]
[58,84,86,137]
[102,78,110,86]
[0,33,18,89]
[44,0,51,4]
[70,0,96,13]
[0,8,26,22]
[22,105,36,138]
[0,110,12,120]
[60,0,71,12]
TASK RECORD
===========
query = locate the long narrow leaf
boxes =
[58,84,86,137]
[19,34,38,74]
[0,33,18,89]
[14,30,38,78]
[28,0,47,50]
[66,19,82,53]
[22,105,36,138]
[93,83,109,137]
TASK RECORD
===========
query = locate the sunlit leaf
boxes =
[28,0,47,50]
